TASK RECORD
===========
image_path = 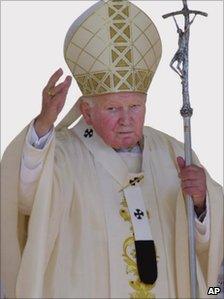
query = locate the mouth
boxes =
[118,132,133,134]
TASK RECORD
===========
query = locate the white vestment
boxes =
[1,117,223,298]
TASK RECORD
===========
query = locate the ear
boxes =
[79,101,92,125]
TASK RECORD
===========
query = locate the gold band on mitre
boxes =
[64,0,162,96]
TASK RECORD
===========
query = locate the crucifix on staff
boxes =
[170,13,197,78]
[163,1,208,298]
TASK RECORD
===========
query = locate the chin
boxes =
[115,138,138,149]
[103,133,141,149]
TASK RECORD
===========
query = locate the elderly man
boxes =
[1,0,223,298]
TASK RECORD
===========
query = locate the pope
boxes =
[36,67,207,214]
[1,0,222,298]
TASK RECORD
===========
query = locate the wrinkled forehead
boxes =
[93,92,147,106]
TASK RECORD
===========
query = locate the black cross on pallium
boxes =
[84,128,93,138]
[134,209,144,220]
[129,177,141,186]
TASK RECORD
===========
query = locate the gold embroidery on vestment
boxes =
[120,196,156,298]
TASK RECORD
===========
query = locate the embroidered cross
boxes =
[129,177,141,186]
[119,175,144,192]
[84,129,93,138]
[134,209,144,220]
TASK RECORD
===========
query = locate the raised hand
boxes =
[34,68,72,137]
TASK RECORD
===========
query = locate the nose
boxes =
[119,109,131,126]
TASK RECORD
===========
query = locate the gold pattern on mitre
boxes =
[64,0,162,96]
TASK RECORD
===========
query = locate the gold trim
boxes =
[64,0,162,96]
[120,195,156,298]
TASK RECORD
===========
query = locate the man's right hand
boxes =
[34,68,72,137]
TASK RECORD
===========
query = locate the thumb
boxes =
[177,156,185,171]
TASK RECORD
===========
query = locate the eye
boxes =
[106,107,117,111]
[130,104,140,109]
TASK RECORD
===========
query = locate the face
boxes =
[80,92,146,149]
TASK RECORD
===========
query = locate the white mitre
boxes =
[64,0,162,96]
[57,0,162,129]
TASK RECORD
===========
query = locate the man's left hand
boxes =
[177,156,207,214]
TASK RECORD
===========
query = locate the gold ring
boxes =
[47,90,54,96]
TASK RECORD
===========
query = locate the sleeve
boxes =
[195,194,211,254]
[19,121,54,214]
[195,196,210,244]
[29,124,53,150]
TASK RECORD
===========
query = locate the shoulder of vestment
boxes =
[54,126,90,158]
[143,126,184,152]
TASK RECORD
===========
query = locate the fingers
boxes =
[43,68,71,98]
[181,179,201,189]
[38,69,72,131]
[48,75,72,98]
[177,159,207,204]
[178,165,205,181]
[43,74,72,106]
[54,76,72,104]
[181,176,206,197]
[182,186,205,197]
[177,156,185,170]
[182,188,205,199]
[181,180,205,197]
[49,76,72,115]
[43,68,62,98]
[47,68,63,89]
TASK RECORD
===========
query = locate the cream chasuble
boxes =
[72,119,169,298]
[1,117,223,299]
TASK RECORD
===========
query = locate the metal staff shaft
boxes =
[181,4,197,298]
[163,1,207,298]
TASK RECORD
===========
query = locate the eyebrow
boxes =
[103,100,144,106]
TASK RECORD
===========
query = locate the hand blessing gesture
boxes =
[34,68,72,137]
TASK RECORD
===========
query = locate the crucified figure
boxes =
[170,14,197,78]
